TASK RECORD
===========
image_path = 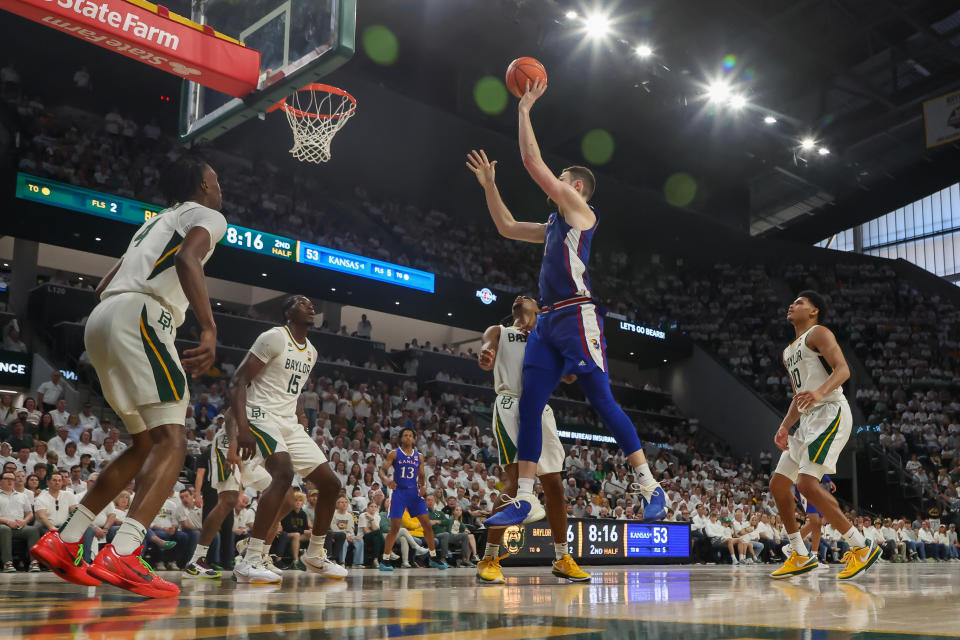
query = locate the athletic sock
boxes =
[59,504,95,543]
[306,535,325,558]
[191,544,209,564]
[429,549,436,558]
[484,543,500,559]
[245,538,265,560]
[517,478,534,495]
[633,463,657,491]
[113,518,147,556]
[788,532,808,557]
[842,526,867,548]
[554,543,568,561]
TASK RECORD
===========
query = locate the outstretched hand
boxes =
[466,149,497,188]
[519,77,547,113]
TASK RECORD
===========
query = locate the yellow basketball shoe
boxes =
[837,541,882,580]
[770,551,819,579]
[476,555,507,584]
[552,554,591,582]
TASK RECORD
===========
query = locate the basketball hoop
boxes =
[268,83,357,164]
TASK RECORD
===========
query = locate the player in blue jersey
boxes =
[790,474,837,567]
[467,77,666,528]
[377,428,448,571]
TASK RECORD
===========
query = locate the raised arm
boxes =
[466,149,545,243]
[477,324,501,371]
[517,79,595,231]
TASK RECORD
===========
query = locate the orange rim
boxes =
[267,83,357,120]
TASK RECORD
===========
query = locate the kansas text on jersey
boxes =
[537,207,597,308]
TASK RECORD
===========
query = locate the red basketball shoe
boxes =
[30,530,102,586]
[87,544,180,598]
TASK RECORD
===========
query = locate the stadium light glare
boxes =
[635,44,653,58]
[706,81,731,103]
[763,115,777,124]
[729,94,747,109]
[584,13,611,38]
[565,10,578,19]
[800,138,816,150]
[818,147,830,155]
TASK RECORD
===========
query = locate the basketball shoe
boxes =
[770,551,819,579]
[30,530,102,586]
[483,492,546,527]
[303,551,348,578]
[630,483,667,522]
[552,554,591,582]
[837,541,881,580]
[87,544,180,597]
[182,557,221,579]
[234,554,282,584]
[476,554,507,584]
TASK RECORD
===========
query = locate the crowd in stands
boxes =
[5,71,960,574]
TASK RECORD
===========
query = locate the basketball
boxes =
[505,57,547,99]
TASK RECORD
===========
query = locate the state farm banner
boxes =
[2,0,260,97]
[923,88,960,149]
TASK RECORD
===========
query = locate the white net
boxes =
[279,85,357,164]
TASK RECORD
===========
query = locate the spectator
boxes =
[176,488,203,568]
[18,399,41,428]
[4,422,33,452]
[72,66,91,91]
[2,323,26,353]
[90,419,112,446]
[280,492,310,569]
[0,470,41,572]
[36,371,66,412]
[356,314,373,339]
[359,501,384,568]
[425,493,469,567]
[77,405,98,431]
[330,496,362,567]
[35,471,77,531]
[151,489,188,570]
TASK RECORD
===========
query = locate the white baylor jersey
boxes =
[494,326,528,397]
[101,202,227,327]
[246,326,317,419]
[782,325,844,408]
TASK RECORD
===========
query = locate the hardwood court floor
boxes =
[0,562,957,639]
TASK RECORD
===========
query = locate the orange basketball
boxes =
[505,57,547,99]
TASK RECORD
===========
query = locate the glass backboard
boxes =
[178,0,355,144]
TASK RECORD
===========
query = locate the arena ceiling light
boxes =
[818,147,830,155]
[729,94,747,109]
[584,12,611,38]
[565,10,578,19]
[706,81,731,104]
[763,115,777,124]
[800,138,816,150]
[635,44,653,58]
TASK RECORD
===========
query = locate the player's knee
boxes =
[266,453,295,486]
[219,492,239,511]
[796,475,820,497]
[769,473,791,495]
[148,424,186,454]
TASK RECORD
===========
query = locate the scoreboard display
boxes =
[499,519,690,566]
[16,173,436,293]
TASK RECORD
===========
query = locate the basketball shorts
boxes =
[775,400,851,481]
[524,304,607,376]
[389,486,427,519]
[209,439,271,493]
[84,292,189,434]
[246,405,327,477]
[492,394,564,475]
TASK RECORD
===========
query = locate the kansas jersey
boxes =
[537,207,597,307]
[246,326,317,418]
[102,202,227,327]
[494,326,528,397]
[782,325,844,408]
[393,447,421,489]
